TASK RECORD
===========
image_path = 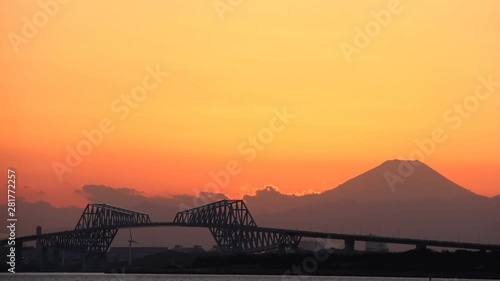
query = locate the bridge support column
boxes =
[15,241,24,271]
[36,226,47,271]
[344,239,355,253]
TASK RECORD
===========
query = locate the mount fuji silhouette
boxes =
[244,160,499,246]
[244,160,482,213]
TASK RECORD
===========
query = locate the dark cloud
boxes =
[80,184,148,207]
[1,200,82,235]
[77,184,227,211]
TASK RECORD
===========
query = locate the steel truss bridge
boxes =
[2,199,499,257]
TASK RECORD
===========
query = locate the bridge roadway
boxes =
[3,221,500,252]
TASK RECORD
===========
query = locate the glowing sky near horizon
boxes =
[1,0,499,206]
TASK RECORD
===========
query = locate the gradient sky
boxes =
[1,0,499,207]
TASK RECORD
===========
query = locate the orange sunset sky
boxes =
[1,0,499,207]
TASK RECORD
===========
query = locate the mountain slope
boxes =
[322,159,479,202]
[244,160,499,247]
[244,160,483,214]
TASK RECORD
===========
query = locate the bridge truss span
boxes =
[174,199,301,253]
[40,204,151,256]
[75,203,151,230]
[174,199,257,227]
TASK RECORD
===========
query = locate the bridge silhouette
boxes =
[3,199,500,265]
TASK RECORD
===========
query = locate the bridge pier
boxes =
[344,239,355,252]
[36,226,49,272]
[15,241,24,271]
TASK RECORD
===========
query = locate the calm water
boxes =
[0,274,494,281]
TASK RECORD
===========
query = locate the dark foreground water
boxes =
[0,274,496,281]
